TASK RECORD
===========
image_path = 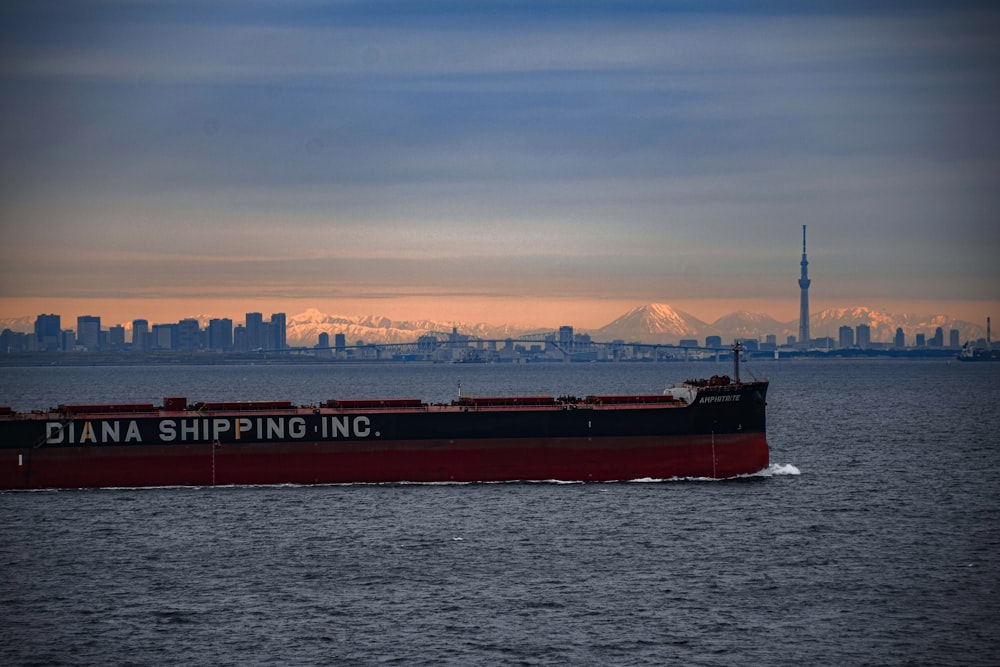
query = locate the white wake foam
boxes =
[755,463,801,477]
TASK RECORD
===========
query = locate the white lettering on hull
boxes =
[47,415,379,445]
[322,416,371,439]
[46,420,144,444]
[126,421,141,442]
[699,394,742,404]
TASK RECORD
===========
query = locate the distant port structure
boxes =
[297,327,727,363]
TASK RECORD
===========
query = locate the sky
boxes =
[1,1,999,329]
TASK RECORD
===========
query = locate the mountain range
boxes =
[1,304,988,347]
[284,309,534,347]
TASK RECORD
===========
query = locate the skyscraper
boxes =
[245,312,264,350]
[176,318,201,351]
[77,315,101,351]
[856,323,871,349]
[270,312,287,351]
[132,319,149,351]
[108,325,126,351]
[209,318,234,351]
[838,325,854,349]
[34,314,61,351]
[798,225,811,348]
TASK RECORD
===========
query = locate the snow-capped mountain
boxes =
[710,311,792,343]
[808,306,985,344]
[591,304,713,344]
[588,304,986,346]
[0,315,35,335]
[285,309,538,346]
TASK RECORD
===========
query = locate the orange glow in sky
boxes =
[1,296,997,332]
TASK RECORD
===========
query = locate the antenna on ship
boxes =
[732,340,742,384]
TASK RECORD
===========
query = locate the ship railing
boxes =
[58,403,157,415]
[325,399,424,410]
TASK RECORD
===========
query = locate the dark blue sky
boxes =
[1,1,998,325]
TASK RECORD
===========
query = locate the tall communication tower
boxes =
[798,225,811,348]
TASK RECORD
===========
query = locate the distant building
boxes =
[894,328,905,349]
[949,329,960,349]
[270,312,287,351]
[176,319,202,351]
[316,332,332,358]
[233,325,248,352]
[855,324,871,350]
[261,321,272,350]
[35,314,62,351]
[209,318,234,351]
[108,325,126,351]
[915,333,926,347]
[929,327,944,348]
[245,312,264,349]
[679,339,699,348]
[2,328,27,354]
[705,335,722,348]
[839,325,854,349]
[132,319,149,352]
[152,324,174,350]
[77,315,101,351]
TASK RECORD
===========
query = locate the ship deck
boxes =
[1,394,696,420]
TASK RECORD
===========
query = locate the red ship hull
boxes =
[2,432,768,489]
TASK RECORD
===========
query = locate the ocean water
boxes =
[1,359,998,666]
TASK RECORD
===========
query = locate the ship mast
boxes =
[732,341,742,384]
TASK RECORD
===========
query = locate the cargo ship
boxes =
[1,350,768,490]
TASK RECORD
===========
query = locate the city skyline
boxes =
[1,2,999,328]
[3,302,988,355]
